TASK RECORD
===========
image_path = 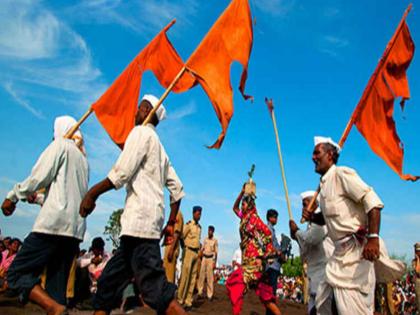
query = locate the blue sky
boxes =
[0,0,419,264]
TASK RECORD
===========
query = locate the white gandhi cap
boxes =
[314,136,341,153]
[141,94,167,121]
[300,190,321,214]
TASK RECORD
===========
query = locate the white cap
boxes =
[314,136,341,153]
[300,190,316,200]
[54,116,83,141]
[300,190,321,214]
[141,94,167,121]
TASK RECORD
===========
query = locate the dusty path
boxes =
[0,285,306,315]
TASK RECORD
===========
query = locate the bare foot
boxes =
[47,304,66,315]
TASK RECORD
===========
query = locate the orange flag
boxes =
[353,19,418,181]
[185,0,253,149]
[92,20,195,148]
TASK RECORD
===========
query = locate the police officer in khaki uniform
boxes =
[163,210,184,283]
[197,225,218,300]
[177,206,202,310]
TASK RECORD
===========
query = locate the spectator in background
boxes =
[413,242,420,312]
[265,209,283,315]
[78,237,111,293]
[2,237,11,252]
[232,246,241,271]
[0,238,21,291]
[0,242,6,256]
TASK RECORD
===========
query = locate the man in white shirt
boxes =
[289,191,334,315]
[79,95,187,315]
[303,136,405,315]
[1,116,88,315]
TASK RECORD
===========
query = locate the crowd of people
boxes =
[391,272,419,315]
[0,94,419,315]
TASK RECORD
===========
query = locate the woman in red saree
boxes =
[226,185,281,315]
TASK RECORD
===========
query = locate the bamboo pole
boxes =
[265,98,293,220]
[300,4,413,224]
[65,108,93,139]
[141,66,187,126]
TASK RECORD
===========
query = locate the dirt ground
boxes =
[0,284,306,315]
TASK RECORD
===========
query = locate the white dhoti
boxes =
[316,236,405,315]
[316,235,375,315]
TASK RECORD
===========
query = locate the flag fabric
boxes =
[353,20,418,181]
[186,0,253,149]
[92,21,195,148]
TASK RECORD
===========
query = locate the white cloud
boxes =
[66,0,199,37]
[0,1,60,60]
[323,35,349,48]
[253,0,296,17]
[3,82,45,119]
[0,0,106,116]
[319,35,349,57]
[167,100,197,120]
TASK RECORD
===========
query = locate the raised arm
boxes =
[233,185,245,218]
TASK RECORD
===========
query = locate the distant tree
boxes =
[104,209,123,248]
[282,255,303,277]
[390,253,410,272]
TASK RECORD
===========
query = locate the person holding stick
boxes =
[1,116,88,315]
[79,94,187,315]
[226,181,281,315]
[308,136,404,315]
[289,191,334,315]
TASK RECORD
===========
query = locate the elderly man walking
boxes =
[289,191,334,315]
[2,116,88,315]
[79,95,187,315]
[304,136,405,315]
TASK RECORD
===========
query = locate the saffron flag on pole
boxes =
[91,20,195,148]
[185,0,253,149]
[353,18,418,181]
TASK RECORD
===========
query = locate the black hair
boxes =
[11,238,22,245]
[209,225,215,232]
[91,237,105,250]
[193,206,202,213]
[322,143,340,164]
[266,209,278,220]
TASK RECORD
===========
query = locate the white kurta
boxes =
[7,138,88,240]
[296,222,333,313]
[296,223,333,295]
[316,165,404,315]
[108,124,185,239]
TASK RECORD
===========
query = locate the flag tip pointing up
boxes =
[265,97,274,114]
[164,19,177,32]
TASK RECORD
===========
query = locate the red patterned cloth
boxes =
[226,207,276,314]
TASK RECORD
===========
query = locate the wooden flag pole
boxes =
[142,0,243,128]
[65,108,93,139]
[300,3,413,224]
[141,66,187,126]
[265,98,293,220]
